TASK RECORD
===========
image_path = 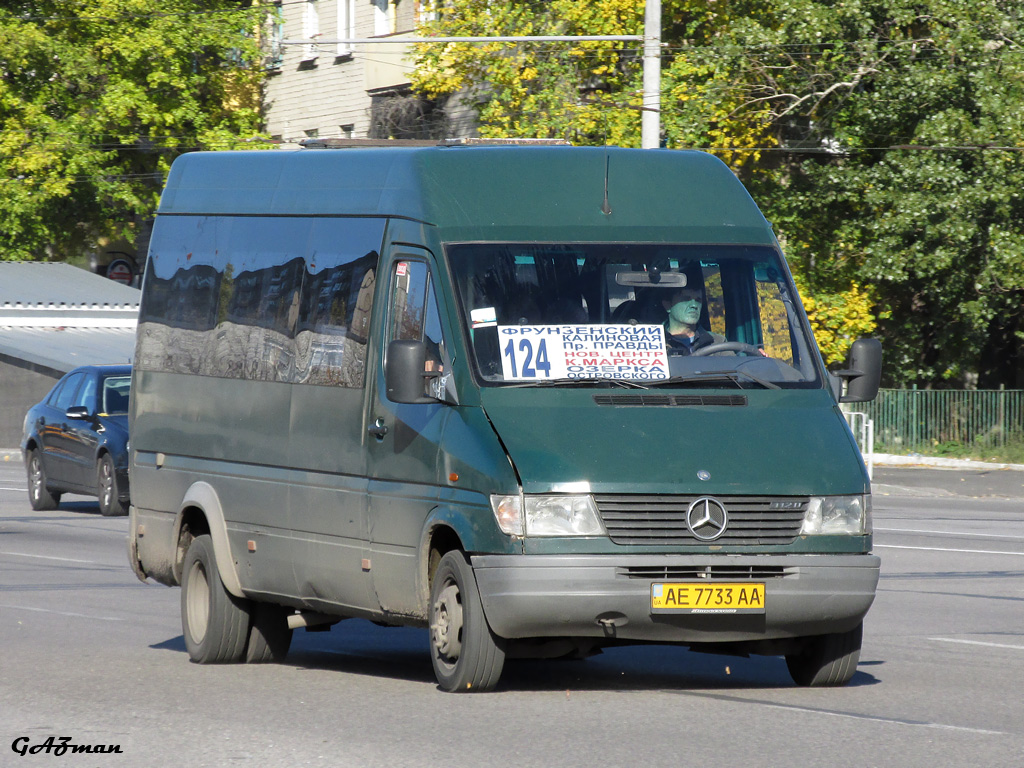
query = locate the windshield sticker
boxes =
[471,307,498,329]
[498,324,669,381]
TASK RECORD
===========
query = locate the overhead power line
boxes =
[281,35,643,45]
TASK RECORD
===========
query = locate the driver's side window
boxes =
[388,260,447,392]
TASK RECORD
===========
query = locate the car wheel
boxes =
[246,603,294,663]
[180,535,251,664]
[786,622,863,687]
[97,454,127,517]
[27,449,61,511]
[429,550,506,692]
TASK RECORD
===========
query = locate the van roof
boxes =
[157,146,774,244]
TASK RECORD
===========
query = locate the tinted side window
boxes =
[75,375,98,412]
[293,219,378,388]
[53,373,85,412]
[138,215,383,388]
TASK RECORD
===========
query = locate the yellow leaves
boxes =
[793,274,878,364]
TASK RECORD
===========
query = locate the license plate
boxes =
[651,582,765,614]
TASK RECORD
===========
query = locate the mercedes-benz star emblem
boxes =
[686,497,729,541]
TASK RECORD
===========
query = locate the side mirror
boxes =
[385,340,436,404]
[65,405,91,420]
[834,338,882,403]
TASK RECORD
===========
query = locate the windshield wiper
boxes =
[503,377,649,389]
[651,370,781,390]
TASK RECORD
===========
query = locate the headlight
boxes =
[490,494,606,537]
[800,495,872,535]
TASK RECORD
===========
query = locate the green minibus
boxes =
[128,142,882,691]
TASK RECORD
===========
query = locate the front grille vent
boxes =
[619,565,792,580]
[594,494,807,546]
[592,394,748,407]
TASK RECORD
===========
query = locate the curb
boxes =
[872,453,1024,472]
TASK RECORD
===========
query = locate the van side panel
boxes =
[131,212,387,612]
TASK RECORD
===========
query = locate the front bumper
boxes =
[471,553,879,644]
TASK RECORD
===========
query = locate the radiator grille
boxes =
[619,564,792,580]
[594,494,807,546]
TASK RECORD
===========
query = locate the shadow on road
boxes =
[147,619,882,693]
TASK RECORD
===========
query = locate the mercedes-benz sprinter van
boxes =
[128,142,882,691]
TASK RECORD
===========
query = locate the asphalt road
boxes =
[1,455,1023,767]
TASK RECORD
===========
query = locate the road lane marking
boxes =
[932,637,1024,651]
[0,486,28,492]
[759,702,1005,736]
[876,527,1024,540]
[874,544,1024,556]
[0,551,100,565]
[0,603,124,621]
[682,691,1005,736]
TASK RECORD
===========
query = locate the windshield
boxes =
[447,243,821,388]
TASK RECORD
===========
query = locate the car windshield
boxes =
[101,375,131,414]
[447,243,822,388]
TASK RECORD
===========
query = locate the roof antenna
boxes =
[600,154,612,215]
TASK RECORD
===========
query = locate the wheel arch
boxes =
[171,482,244,598]
[418,510,468,617]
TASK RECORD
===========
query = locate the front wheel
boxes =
[97,454,127,516]
[786,622,863,687]
[180,535,251,664]
[429,551,506,692]
[27,450,61,511]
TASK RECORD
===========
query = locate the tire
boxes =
[246,603,294,663]
[27,450,61,511]
[180,535,251,664]
[429,550,506,692]
[97,454,127,517]
[786,622,863,687]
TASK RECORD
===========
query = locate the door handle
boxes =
[368,418,388,440]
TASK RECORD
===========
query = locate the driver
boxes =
[661,284,723,355]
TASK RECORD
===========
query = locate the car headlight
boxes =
[800,495,872,535]
[490,494,606,537]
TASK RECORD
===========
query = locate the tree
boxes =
[413,0,1024,388]
[0,1,267,262]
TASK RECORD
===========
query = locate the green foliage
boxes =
[0,1,267,261]
[413,0,644,145]
[413,0,1024,388]
[731,0,1024,387]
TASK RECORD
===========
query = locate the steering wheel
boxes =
[691,341,764,357]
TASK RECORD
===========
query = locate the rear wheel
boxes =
[180,535,250,664]
[27,450,61,511]
[786,622,863,687]
[246,603,294,663]
[97,454,126,516]
[429,551,506,692]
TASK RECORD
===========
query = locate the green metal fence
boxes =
[856,389,1024,454]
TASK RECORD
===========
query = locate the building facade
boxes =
[263,0,470,143]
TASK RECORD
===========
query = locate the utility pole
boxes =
[641,0,662,149]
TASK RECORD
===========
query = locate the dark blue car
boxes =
[21,364,132,516]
